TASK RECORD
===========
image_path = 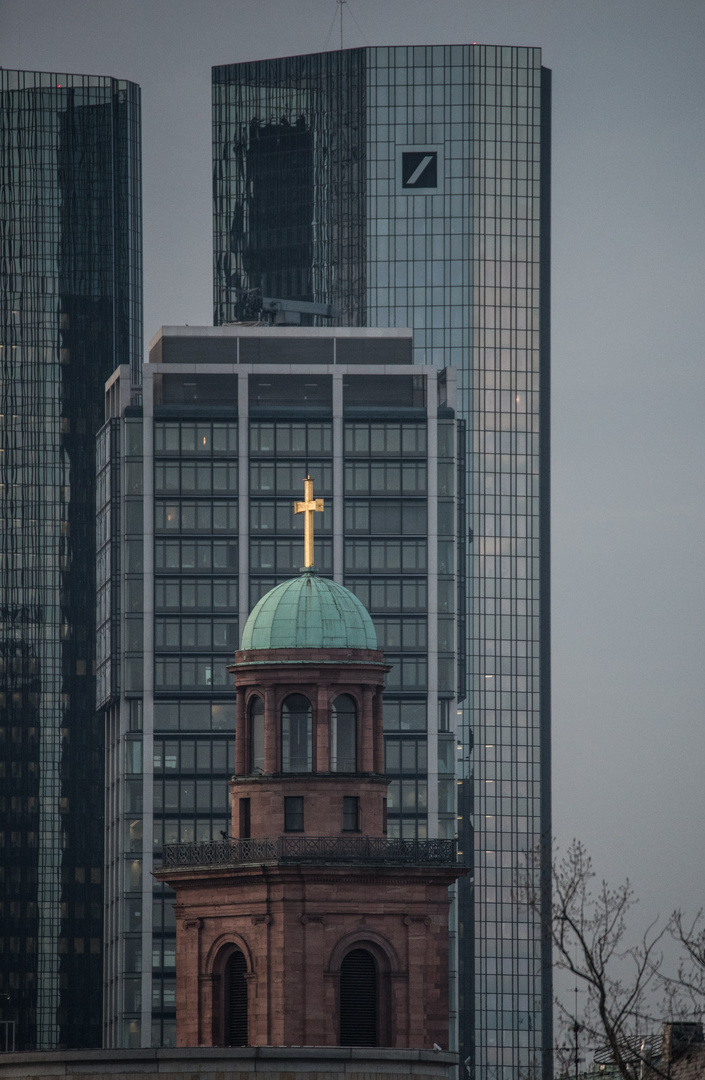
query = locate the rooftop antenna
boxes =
[338,0,345,49]
[572,983,583,1080]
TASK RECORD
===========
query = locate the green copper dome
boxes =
[240,571,377,651]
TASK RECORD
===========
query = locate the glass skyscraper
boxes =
[212,46,552,1080]
[0,69,142,1050]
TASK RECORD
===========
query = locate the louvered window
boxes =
[224,949,248,1046]
[339,948,377,1046]
[239,797,251,838]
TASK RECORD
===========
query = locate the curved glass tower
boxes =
[0,68,142,1050]
[213,45,552,1080]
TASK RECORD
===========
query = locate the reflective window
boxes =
[331,696,356,772]
[250,421,332,455]
[249,697,264,774]
[154,421,237,455]
[344,500,426,535]
[284,795,304,832]
[281,694,312,772]
[344,461,426,495]
[342,796,360,832]
[344,540,426,573]
[344,421,427,455]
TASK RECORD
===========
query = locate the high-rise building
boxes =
[0,68,142,1051]
[98,325,459,1049]
[212,46,552,1080]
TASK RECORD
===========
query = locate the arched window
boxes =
[223,948,248,1046]
[249,696,264,773]
[281,694,312,772]
[340,948,377,1046]
[331,695,356,772]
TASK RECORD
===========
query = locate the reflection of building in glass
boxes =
[213,46,552,1080]
[98,326,458,1049]
[0,69,142,1051]
[241,116,314,301]
[214,53,366,325]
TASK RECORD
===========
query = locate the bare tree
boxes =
[662,909,705,1020]
[518,840,670,1080]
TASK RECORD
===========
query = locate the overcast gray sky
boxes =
[2,0,704,934]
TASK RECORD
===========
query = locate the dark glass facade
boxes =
[214,51,366,325]
[0,69,142,1050]
[213,46,552,1080]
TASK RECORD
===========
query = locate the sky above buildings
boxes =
[2,0,704,939]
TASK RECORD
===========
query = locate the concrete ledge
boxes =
[0,1045,458,1078]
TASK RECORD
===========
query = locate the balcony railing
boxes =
[160,835,458,869]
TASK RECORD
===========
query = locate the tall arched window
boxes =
[223,948,248,1046]
[281,694,312,772]
[340,948,377,1046]
[331,694,356,772]
[249,696,264,773]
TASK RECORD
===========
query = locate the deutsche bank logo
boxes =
[401,150,438,190]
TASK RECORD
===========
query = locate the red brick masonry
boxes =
[160,860,461,1050]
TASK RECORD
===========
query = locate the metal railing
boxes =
[161,835,458,869]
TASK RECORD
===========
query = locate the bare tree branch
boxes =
[517,840,673,1080]
[660,910,705,1021]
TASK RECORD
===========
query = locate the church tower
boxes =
[156,482,464,1052]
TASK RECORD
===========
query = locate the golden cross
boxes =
[294,476,324,569]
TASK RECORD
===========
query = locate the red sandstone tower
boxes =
[156,486,464,1051]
